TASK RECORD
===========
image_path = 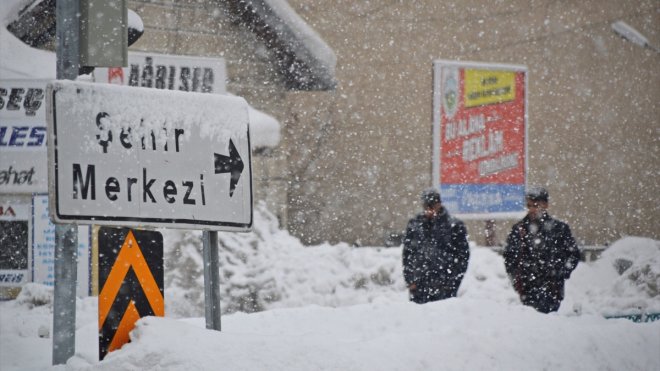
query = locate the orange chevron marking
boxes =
[98,230,164,330]
[108,300,141,353]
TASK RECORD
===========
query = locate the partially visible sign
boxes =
[433,61,527,217]
[98,227,163,360]
[47,80,252,231]
[0,80,49,193]
[94,51,226,94]
[32,194,90,296]
[0,199,29,287]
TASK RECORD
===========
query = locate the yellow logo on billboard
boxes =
[464,69,515,108]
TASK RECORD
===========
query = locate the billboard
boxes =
[433,61,527,217]
[0,79,49,194]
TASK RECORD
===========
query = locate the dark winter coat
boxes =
[503,212,580,313]
[402,208,470,304]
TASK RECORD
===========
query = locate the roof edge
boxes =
[227,0,337,91]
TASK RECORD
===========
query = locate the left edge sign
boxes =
[46,80,252,231]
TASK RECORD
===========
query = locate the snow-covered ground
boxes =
[1,204,659,370]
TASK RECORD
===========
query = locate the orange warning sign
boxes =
[98,227,163,360]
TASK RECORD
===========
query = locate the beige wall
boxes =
[285,0,659,246]
[129,0,659,246]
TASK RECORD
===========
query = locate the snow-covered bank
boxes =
[65,301,660,371]
[164,202,407,317]
[563,236,660,317]
[2,290,658,371]
[1,205,658,370]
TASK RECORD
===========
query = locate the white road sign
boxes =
[46,80,252,231]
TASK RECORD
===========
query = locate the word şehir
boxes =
[95,112,185,154]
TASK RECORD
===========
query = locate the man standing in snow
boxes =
[402,188,470,304]
[504,187,580,313]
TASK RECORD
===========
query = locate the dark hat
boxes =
[525,186,549,202]
[421,188,441,207]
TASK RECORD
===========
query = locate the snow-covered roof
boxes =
[0,0,55,79]
[227,0,337,90]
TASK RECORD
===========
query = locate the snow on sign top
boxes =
[46,80,252,231]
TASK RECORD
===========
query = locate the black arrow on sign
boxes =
[214,139,244,197]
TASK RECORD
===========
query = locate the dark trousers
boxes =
[519,281,565,313]
[410,286,457,304]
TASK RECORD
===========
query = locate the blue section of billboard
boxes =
[439,184,525,214]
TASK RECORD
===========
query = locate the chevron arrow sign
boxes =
[98,227,164,360]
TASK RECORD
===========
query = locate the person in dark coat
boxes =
[403,188,470,304]
[503,187,580,313]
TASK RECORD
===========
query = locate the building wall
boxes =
[128,0,659,246]
[284,0,659,246]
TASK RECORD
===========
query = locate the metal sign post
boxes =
[203,231,221,331]
[52,0,130,364]
[52,224,78,365]
[52,0,80,365]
